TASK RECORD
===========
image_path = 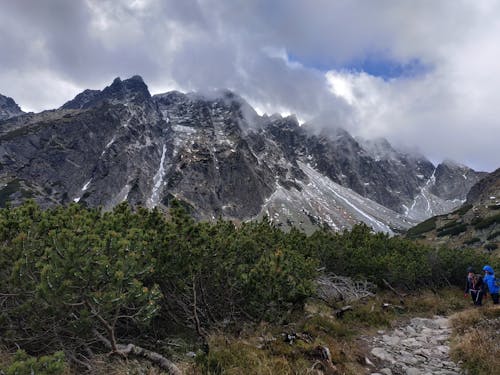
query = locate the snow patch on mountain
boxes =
[406,168,465,221]
[258,162,414,234]
[147,144,167,208]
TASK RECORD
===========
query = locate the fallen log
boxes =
[93,329,181,375]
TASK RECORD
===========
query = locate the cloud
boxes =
[0,0,499,170]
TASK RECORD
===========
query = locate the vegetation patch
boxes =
[3,350,69,375]
[0,201,498,373]
[453,203,473,216]
[406,216,437,237]
[450,306,500,375]
[486,230,500,240]
[473,213,500,230]
[436,223,467,237]
[0,179,21,207]
[437,219,460,231]
[464,237,481,245]
[484,243,498,251]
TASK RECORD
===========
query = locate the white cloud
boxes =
[0,0,499,170]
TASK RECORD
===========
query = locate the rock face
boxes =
[367,316,463,375]
[0,76,485,232]
[0,94,24,120]
[466,167,500,206]
[407,167,499,249]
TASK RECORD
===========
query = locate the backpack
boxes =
[469,274,483,289]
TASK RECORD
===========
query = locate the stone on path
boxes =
[367,316,463,375]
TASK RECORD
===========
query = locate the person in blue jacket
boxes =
[483,265,499,304]
[464,266,485,306]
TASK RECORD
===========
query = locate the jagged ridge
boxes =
[0,76,486,233]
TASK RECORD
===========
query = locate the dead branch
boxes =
[92,329,181,375]
[85,300,118,352]
[382,279,406,304]
[315,274,375,305]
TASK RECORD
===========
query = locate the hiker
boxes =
[464,266,485,306]
[482,265,499,305]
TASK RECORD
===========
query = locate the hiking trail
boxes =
[364,316,463,375]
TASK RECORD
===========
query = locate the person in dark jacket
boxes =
[483,265,499,304]
[464,266,485,306]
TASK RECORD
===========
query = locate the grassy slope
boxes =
[450,305,500,375]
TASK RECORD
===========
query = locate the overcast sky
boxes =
[1,0,499,171]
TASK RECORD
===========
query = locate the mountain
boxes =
[0,76,486,233]
[407,168,500,249]
[0,94,24,120]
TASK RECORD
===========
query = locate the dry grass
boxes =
[450,305,500,375]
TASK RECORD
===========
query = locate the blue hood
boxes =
[483,265,495,274]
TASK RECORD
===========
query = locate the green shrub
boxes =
[406,217,437,237]
[0,180,21,208]
[464,237,481,245]
[0,201,498,371]
[453,204,473,216]
[484,243,498,251]
[436,224,467,237]
[5,350,67,375]
[487,231,500,240]
[437,220,460,231]
[474,213,500,230]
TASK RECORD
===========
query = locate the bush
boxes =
[484,243,498,251]
[406,217,437,237]
[0,201,498,372]
[473,213,500,230]
[438,220,460,231]
[453,204,473,216]
[5,350,68,375]
[486,231,500,240]
[464,237,481,245]
[436,224,467,237]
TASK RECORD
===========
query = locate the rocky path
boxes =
[366,316,463,375]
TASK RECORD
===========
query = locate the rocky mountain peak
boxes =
[105,75,150,100]
[429,160,485,201]
[0,94,24,120]
[358,137,399,161]
[466,167,500,205]
[0,76,490,234]
[61,75,151,110]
